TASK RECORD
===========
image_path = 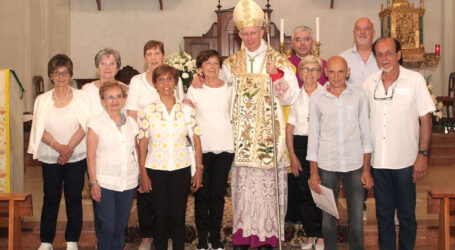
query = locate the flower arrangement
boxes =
[165,47,197,93]
[425,75,443,122]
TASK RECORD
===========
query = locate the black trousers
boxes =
[194,152,234,243]
[148,167,191,250]
[137,191,154,238]
[40,159,87,243]
[293,135,322,238]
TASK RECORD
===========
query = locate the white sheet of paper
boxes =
[310,184,339,219]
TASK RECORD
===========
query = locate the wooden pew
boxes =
[428,189,455,250]
[0,193,33,250]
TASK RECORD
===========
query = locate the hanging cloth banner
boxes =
[0,69,24,193]
[0,69,12,192]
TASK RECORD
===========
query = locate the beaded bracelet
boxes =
[89,180,98,187]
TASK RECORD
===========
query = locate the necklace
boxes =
[53,87,70,103]
[115,112,125,126]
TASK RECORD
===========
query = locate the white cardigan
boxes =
[28,88,91,160]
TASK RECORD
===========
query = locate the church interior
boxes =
[0,0,454,249]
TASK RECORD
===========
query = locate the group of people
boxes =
[27,0,435,250]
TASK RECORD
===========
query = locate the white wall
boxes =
[70,0,451,96]
[0,0,71,111]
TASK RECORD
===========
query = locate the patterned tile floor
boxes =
[1,160,454,249]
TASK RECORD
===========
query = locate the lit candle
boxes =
[316,17,320,42]
[280,18,284,43]
[435,44,441,57]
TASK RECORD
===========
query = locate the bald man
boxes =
[340,17,379,86]
[307,56,373,250]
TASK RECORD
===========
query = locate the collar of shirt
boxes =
[245,39,267,58]
[321,82,354,98]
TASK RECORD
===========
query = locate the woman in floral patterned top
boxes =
[137,64,203,250]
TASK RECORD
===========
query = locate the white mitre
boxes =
[233,0,265,30]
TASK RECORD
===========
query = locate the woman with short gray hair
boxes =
[286,55,324,250]
[83,48,123,117]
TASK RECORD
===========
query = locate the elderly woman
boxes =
[125,40,184,249]
[138,64,203,250]
[186,50,234,250]
[83,48,122,117]
[286,55,324,250]
[86,81,139,250]
[28,54,90,250]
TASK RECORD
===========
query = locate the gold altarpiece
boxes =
[379,0,432,68]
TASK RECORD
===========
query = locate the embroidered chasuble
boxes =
[225,48,292,169]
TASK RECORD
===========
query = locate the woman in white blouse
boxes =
[125,40,184,250]
[86,81,139,250]
[186,50,234,250]
[82,48,122,118]
[126,40,184,120]
[28,54,90,250]
[286,55,324,250]
[138,64,202,250]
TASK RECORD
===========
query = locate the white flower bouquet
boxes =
[165,47,197,92]
[425,75,443,122]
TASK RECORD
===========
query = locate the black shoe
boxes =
[196,241,209,250]
[233,245,249,250]
[257,245,272,250]
[210,240,224,250]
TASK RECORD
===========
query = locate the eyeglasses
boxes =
[301,67,321,74]
[294,37,312,42]
[354,27,372,32]
[100,62,116,67]
[373,74,399,101]
[157,76,175,83]
[105,94,124,100]
[51,71,69,77]
[240,31,260,37]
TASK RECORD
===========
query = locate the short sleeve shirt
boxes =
[364,66,436,169]
[138,101,201,171]
[88,111,139,191]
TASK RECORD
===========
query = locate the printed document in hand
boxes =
[310,184,339,219]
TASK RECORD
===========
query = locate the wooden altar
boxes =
[183,8,292,59]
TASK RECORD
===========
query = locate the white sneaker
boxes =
[66,242,78,250]
[38,242,53,250]
[394,213,399,226]
[138,239,152,250]
[315,243,325,250]
[363,210,367,221]
[301,237,316,249]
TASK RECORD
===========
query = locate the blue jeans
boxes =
[93,187,135,250]
[319,167,365,250]
[372,166,416,250]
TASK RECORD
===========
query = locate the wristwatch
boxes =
[418,150,429,157]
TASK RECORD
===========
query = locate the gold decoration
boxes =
[379,0,431,68]
[311,41,322,57]
[225,48,291,169]
[233,0,265,30]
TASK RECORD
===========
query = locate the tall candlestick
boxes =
[280,18,284,43]
[316,17,320,42]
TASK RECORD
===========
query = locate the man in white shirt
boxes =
[364,37,435,250]
[340,17,379,221]
[307,56,373,250]
[340,18,379,86]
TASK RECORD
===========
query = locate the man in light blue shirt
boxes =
[340,18,379,86]
[339,17,379,221]
[307,56,373,250]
